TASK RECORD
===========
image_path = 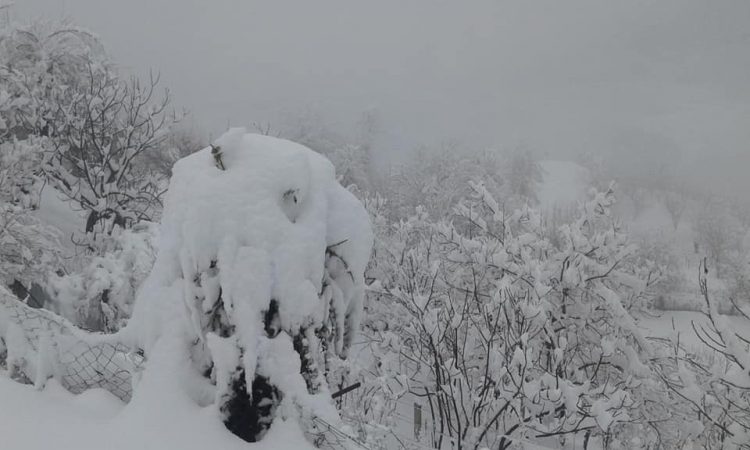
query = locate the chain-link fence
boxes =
[0,292,375,449]
[0,292,144,402]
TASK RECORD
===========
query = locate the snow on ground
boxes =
[637,310,750,351]
[537,160,589,211]
[0,378,120,450]
[3,308,747,450]
[0,372,309,450]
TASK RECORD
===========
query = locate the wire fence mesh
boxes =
[0,292,144,402]
[0,293,392,449]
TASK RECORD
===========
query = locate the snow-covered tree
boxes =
[44,69,174,236]
[364,183,688,448]
[694,200,744,278]
[1,20,175,239]
[0,19,177,331]
[0,137,62,299]
[0,21,107,140]
[122,129,372,443]
[383,145,508,221]
[504,147,543,204]
[135,126,204,178]
[631,231,685,311]
[663,189,687,231]
[658,260,750,449]
[278,110,378,194]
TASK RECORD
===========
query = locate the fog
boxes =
[13,0,750,195]
[5,3,750,445]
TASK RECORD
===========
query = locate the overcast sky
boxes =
[12,0,750,193]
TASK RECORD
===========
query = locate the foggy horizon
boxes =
[4,2,750,448]
[13,1,750,198]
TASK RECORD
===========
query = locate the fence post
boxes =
[414,402,422,440]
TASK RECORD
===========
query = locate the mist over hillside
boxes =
[2,2,750,449]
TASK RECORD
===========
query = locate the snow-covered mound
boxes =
[1,129,373,448]
[537,160,589,211]
[127,127,372,353]
[121,129,372,444]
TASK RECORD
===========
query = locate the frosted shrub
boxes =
[658,260,750,449]
[365,183,685,448]
[0,138,62,293]
[46,223,157,331]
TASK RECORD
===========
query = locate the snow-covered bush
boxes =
[658,260,750,449]
[364,183,684,448]
[120,129,372,444]
[0,137,49,209]
[43,67,174,236]
[134,127,205,178]
[1,20,175,238]
[504,147,543,204]
[540,202,579,251]
[724,231,750,310]
[382,146,510,221]
[0,137,62,292]
[0,19,180,331]
[0,21,107,140]
[631,231,688,311]
[279,110,376,194]
[0,204,61,291]
[686,200,750,314]
[694,200,744,279]
[45,223,157,331]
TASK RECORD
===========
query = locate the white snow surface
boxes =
[0,371,309,450]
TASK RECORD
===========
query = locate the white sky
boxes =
[12,0,750,193]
